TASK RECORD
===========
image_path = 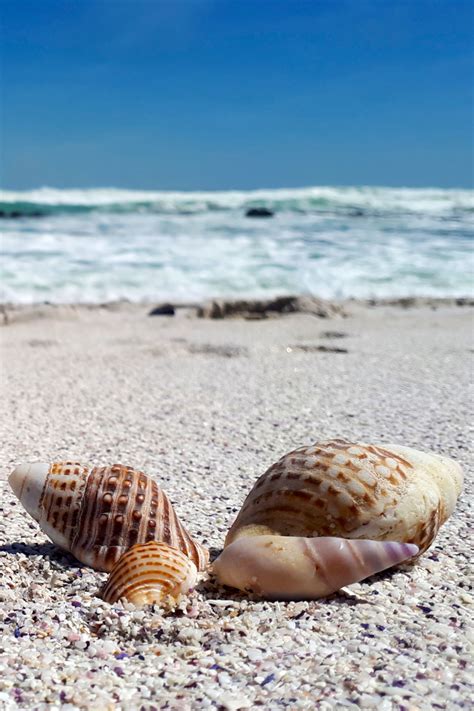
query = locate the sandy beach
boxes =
[0,300,472,710]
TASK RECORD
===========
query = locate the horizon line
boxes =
[1,182,473,194]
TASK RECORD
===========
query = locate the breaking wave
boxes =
[2,185,472,303]
[1,185,472,218]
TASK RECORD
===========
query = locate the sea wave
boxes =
[2,185,472,303]
[1,185,473,218]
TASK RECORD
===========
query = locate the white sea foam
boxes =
[1,185,473,214]
[1,186,472,303]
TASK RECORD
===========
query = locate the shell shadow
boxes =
[194,576,375,606]
[208,546,221,563]
[197,575,398,605]
[0,541,82,569]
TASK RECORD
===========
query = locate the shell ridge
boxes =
[60,463,90,539]
[137,471,153,543]
[165,494,207,570]
[154,484,167,542]
[164,491,181,551]
[42,462,90,547]
[72,466,106,563]
[101,541,198,606]
[119,465,141,552]
[41,465,56,524]
[109,555,183,586]
[173,509,191,558]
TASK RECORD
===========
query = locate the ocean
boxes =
[1,185,472,304]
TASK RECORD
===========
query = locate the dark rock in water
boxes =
[0,210,22,218]
[197,296,346,320]
[245,207,274,218]
[0,210,44,218]
[148,303,175,316]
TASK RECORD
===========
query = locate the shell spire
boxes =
[213,536,419,600]
[101,541,198,607]
[9,463,50,521]
[9,462,209,572]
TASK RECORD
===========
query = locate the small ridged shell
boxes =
[9,462,209,572]
[225,440,463,554]
[101,541,198,606]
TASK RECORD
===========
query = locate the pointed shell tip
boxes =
[8,462,49,521]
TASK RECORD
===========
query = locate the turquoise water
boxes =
[1,186,472,303]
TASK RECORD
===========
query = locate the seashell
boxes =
[213,535,419,599]
[101,541,198,607]
[9,462,209,572]
[213,439,462,599]
[225,439,463,555]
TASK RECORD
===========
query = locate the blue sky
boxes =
[1,0,473,190]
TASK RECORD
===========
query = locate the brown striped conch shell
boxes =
[213,439,463,599]
[101,541,198,607]
[8,462,209,572]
